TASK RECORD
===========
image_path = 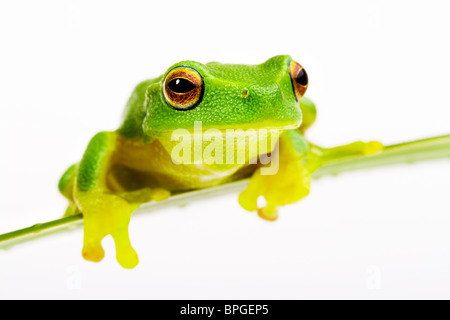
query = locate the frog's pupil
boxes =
[168,78,196,93]
[296,69,308,86]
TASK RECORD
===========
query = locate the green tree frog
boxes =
[58,55,382,269]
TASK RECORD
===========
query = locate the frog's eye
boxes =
[289,60,308,101]
[163,66,204,110]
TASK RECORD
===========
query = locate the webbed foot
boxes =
[239,161,311,221]
[77,193,140,269]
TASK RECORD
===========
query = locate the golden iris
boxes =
[163,67,204,110]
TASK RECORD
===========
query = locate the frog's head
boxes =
[143,55,308,136]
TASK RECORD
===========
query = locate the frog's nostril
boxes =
[242,89,249,97]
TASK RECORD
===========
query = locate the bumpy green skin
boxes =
[59,55,354,268]
[72,55,314,193]
[119,55,302,137]
[58,164,76,198]
[76,132,111,191]
[119,78,159,139]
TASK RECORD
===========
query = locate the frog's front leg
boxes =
[73,132,169,269]
[76,190,140,268]
[238,130,383,220]
[239,130,313,220]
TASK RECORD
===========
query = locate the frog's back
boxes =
[118,76,162,139]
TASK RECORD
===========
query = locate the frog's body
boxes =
[59,55,382,268]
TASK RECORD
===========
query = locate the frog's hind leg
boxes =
[58,164,81,217]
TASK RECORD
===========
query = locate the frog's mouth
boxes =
[145,120,301,139]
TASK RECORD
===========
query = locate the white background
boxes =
[1,0,450,299]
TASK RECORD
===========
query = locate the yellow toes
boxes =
[239,188,279,220]
[151,188,171,201]
[82,243,105,263]
[112,230,139,269]
[116,246,139,269]
[257,203,279,221]
[77,192,141,268]
[238,190,258,212]
[364,141,384,155]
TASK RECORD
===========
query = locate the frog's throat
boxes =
[151,125,285,169]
